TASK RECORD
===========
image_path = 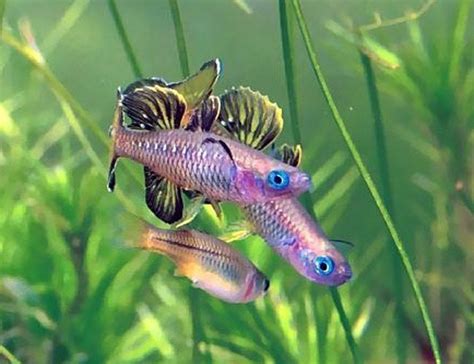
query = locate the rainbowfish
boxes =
[107,59,312,224]
[124,217,270,303]
[212,89,352,286]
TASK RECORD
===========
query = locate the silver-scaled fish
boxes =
[107,59,312,224]
[124,216,270,303]
[213,93,352,286]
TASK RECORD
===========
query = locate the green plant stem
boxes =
[169,0,190,77]
[0,345,21,364]
[278,0,302,144]
[0,0,5,34]
[291,1,441,363]
[107,0,143,78]
[359,51,406,364]
[279,2,361,363]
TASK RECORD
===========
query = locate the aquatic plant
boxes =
[1,0,471,363]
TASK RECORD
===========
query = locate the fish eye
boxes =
[314,256,335,276]
[267,170,290,190]
[263,278,270,292]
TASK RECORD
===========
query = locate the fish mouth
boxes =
[339,262,353,282]
[295,172,313,193]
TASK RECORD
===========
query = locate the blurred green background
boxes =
[0,0,472,363]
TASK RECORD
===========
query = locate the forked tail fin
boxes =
[107,89,124,192]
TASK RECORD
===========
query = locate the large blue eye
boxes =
[314,256,335,276]
[267,170,290,190]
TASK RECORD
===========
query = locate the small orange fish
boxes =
[126,217,269,303]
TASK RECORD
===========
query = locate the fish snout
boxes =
[338,261,353,282]
[293,172,313,194]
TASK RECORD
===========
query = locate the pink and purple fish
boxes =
[107,59,311,224]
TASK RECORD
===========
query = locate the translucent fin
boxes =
[219,220,254,243]
[172,196,205,228]
[218,86,283,150]
[169,59,222,111]
[144,167,184,224]
[115,213,156,251]
[330,239,355,256]
[121,83,186,130]
[272,144,303,167]
[187,95,221,132]
[182,190,222,218]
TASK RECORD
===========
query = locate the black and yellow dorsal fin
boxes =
[272,143,303,167]
[186,95,221,132]
[218,86,283,151]
[144,167,184,224]
[121,83,187,131]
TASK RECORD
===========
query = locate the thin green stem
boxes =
[359,51,406,364]
[330,288,362,364]
[168,0,190,77]
[0,0,5,34]
[279,2,360,363]
[291,1,441,363]
[168,2,210,362]
[107,0,143,78]
[0,345,21,364]
[278,0,302,143]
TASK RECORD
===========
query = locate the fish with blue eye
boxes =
[107,59,312,225]
[210,90,352,286]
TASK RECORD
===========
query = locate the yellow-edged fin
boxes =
[144,167,184,224]
[273,144,303,167]
[218,86,283,151]
[121,83,187,130]
[169,59,222,112]
[219,220,254,243]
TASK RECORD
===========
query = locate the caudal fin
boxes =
[107,89,124,192]
[119,213,161,253]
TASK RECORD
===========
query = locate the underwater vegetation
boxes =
[0,0,472,363]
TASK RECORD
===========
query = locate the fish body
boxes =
[131,221,269,303]
[244,197,352,286]
[108,68,311,224]
[113,126,310,204]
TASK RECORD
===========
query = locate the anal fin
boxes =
[144,167,184,224]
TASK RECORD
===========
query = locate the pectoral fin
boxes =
[172,196,205,228]
[219,220,254,243]
[202,137,235,162]
[218,86,283,151]
[144,167,184,224]
[122,84,186,130]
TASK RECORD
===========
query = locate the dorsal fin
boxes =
[168,59,222,112]
[122,77,168,95]
[121,84,186,130]
[218,86,283,151]
[186,95,220,132]
[272,144,303,167]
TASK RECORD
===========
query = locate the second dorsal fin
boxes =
[121,84,186,131]
[218,86,283,151]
